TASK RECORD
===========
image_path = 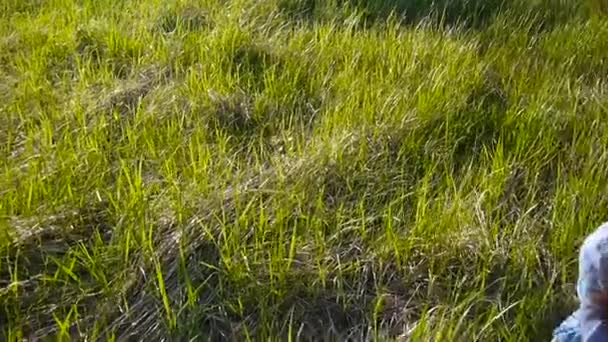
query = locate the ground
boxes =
[2,0,608,340]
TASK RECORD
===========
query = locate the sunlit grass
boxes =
[2,0,608,340]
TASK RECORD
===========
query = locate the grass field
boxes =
[2,0,608,340]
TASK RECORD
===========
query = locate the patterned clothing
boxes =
[553,223,608,341]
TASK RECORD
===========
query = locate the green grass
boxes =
[2,0,608,340]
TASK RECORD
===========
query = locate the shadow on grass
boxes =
[280,0,509,29]
[280,0,588,33]
[0,202,115,339]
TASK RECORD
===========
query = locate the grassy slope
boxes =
[2,0,608,340]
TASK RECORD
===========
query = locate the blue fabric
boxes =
[554,223,608,341]
[553,311,581,342]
